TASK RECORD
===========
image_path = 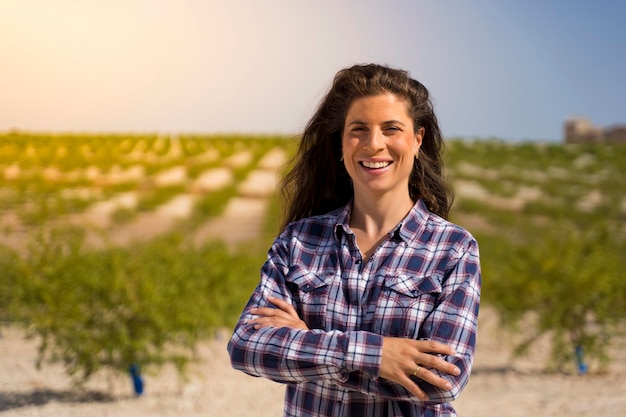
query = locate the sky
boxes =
[1,0,625,141]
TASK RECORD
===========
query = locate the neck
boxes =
[350,191,414,236]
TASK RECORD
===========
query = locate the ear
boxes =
[414,127,424,157]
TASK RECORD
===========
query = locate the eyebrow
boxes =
[346,120,407,127]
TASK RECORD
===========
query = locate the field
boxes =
[0,133,293,251]
[1,133,625,416]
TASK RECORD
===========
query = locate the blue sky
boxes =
[1,0,624,141]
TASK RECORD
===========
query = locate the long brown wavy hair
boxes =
[279,63,453,230]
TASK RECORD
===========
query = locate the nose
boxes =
[365,129,385,151]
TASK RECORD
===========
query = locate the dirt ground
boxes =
[1,308,625,417]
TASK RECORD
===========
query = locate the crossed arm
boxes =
[248,296,461,402]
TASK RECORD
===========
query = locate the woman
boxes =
[228,63,481,416]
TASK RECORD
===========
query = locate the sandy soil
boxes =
[2,308,625,417]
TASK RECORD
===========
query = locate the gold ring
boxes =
[412,365,421,377]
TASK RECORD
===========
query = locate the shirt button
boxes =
[355,260,362,265]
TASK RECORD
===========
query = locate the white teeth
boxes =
[361,161,391,169]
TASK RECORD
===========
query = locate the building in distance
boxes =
[564,117,626,144]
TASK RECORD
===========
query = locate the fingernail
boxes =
[250,308,257,313]
[454,367,461,375]
[444,382,452,390]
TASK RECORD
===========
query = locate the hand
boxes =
[247,296,309,331]
[380,337,460,401]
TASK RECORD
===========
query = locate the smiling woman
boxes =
[227,63,481,417]
[341,93,423,207]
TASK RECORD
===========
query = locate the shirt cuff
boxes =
[343,331,384,379]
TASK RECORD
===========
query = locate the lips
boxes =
[360,160,392,169]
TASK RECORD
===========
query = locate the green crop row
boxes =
[0,133,292,225]
[447,139,626,373]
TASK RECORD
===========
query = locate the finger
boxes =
[248,315,288,328]
[248,300,309,331]
[249,316,306,330]
[250,307,283,317]
[246,308,300,329]
[411,365,453,391]
[250,307,298,324]
[267,296,299,318]
[414,339,457,356]
[248,317,268,328]
[414,352,461,377]
[248,312,290,327]
[249,318,276,329]
[398,374,429,401]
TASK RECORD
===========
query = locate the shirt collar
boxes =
[396,199,430,243]
[333,202,353,243]
[333,199,430,244]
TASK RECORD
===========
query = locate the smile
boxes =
[360,161,391,169]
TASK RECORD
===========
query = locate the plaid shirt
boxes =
[228,200,481,417]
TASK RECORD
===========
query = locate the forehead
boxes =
[345,93,412,121]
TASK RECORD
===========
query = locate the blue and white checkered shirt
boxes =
[228,199,481,416]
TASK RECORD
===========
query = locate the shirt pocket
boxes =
[285,265,335,330]
[372,273,442,338]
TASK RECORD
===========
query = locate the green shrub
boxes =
[484,222,626,373]
[12,226,264,383]
[110,206,138,224]
[189,185,238,224]
[0,245,25,323]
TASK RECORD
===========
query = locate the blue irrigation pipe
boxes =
[575,345,588,375]
[129,363,144,395]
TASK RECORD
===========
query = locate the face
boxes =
[341,93,423,200]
